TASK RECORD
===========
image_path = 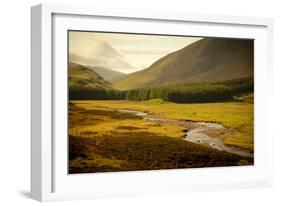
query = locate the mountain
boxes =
[112,38,254,90]
[86,65,124,80]
[69,38,136,73]
[69,62,112,89]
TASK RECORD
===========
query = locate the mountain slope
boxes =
[86,65,124,80]
[112,38,254,90]
[69,62,112,89]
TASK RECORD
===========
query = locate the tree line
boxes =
[69,78,253,103]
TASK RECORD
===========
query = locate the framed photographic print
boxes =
[31,3,274,201]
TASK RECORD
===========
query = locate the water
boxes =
[185,122,253,157]
[118,109,253,158]
[118,109,148,116]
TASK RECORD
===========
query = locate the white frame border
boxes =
[31,3,274,202]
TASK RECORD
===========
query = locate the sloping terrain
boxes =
[69,62,112,89]
[112,38,254,90]
[86,65,124,80]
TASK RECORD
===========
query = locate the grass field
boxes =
[72,99,254,151]
[69,99,253,173]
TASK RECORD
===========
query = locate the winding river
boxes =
[118,109,253,158]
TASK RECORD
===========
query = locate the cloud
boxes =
[69,31,201,73]
[69,35,137,73]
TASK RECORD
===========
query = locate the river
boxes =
[118,108,253,158]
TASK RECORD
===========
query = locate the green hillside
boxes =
[69,62,112,90]
[112,38,254,90]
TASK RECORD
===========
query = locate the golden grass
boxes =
[68,101,253,173]
[72,99,254,151]
[69,103,185,139]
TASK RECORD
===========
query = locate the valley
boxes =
[68,34,254,173]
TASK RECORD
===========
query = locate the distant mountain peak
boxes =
[89,38,124,59]
[85,65,125,80]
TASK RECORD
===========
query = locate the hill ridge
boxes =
[69,62,112,90]
[112,38,254,90]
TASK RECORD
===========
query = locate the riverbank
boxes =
[69,100,253,173]
[74,99,254,151]
[117,109,253,158]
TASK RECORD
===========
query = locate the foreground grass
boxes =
[69,102,253,173]
[69,133,252,173]
[73,99,254,151]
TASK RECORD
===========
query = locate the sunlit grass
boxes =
[68,101,253,173]
[73,99,254,151]
[69,119,185,139]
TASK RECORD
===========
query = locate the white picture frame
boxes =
[31,3,274,202]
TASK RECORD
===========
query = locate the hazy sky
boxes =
[69,31,201,74]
